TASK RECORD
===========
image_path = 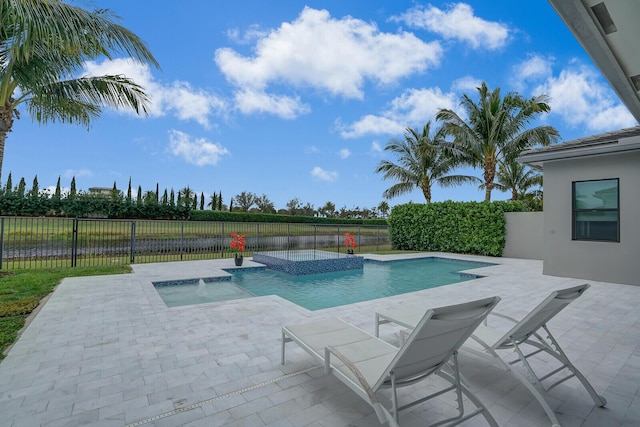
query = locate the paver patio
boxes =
[1,253,638,426]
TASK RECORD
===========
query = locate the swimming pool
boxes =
[153,257,493,310]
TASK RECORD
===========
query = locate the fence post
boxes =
[71,217,78,267]
[314,224,317,251]
[0,218,4,270]
[130,220,136,264]
[180,222,184,260]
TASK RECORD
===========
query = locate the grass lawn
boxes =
[0,265,132,361]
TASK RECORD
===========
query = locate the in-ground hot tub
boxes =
[252,249,363,275]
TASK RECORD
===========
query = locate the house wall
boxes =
[503,212,543,260]
[542,152,640,285]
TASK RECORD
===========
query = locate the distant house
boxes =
[519,127,640,285]
[88,187,114,196]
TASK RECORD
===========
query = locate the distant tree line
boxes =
[230,192,391,219]
[0,174,198,219]
[0,174,392,220]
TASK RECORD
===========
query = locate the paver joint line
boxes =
[124,365,320,427]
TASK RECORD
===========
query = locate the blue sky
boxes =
[5,1,638,212]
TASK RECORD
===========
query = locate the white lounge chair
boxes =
[281,296,500,427]
[375,284,606,427]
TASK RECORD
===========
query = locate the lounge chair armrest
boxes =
[468,333,493,351]
[488,311,519,323]
[325,345,379,403]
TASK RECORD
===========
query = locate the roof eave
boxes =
[547,0,640,123]
[519,140,640,168]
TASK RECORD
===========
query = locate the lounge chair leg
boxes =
[541,326,607,407]
[281,330,286,365]
[390,372,399,424]
[501,355,562,427]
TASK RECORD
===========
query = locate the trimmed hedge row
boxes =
[388,201,528,256]
[190,210,388,226]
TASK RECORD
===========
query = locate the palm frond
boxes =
[27,75,150,126]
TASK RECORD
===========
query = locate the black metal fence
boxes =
[0,216,390,269]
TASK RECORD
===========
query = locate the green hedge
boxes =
[388,201,528,256]
[190,210,388,226]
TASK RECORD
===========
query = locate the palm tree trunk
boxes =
[421,184,432,203]
[483,156,497,201]
[0,102,16,183]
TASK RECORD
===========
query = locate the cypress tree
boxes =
[218,191,222,210]
[16,177,26,197]
[29,175,39,198]
[229,199,233,212]
[54,177,61,200]
[170,189,175,206]
[4,172,12,195]
[69,177,76,199]
[161,189,168,205]
[155,183,159,202]
[126,177,132,204]
[200,192,205,210]
[192,194,197,209]
[137,185,142,206]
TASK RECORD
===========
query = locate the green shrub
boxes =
[388,201,528,256]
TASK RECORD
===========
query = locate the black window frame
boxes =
[572,178,620,242]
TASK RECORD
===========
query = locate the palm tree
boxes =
[489,161,543,200]
[0,0,159,180]
[377,201,390,218]
[178,186,193,207]
[436,82,559,201]
[374,123,480,203]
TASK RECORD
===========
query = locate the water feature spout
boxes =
[196,279,207,297]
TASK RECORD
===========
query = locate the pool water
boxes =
[154,257,492,310]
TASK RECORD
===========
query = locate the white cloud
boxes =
[451,75,482,93]
[306,146,320,154]
[43,186,70,197]
[392,3,510,50]
[311,166,338,182]
[233,88,310,119]
[370,141,384,155]
[62,169,92,179]
[338,148,351,159]
[226,24,268,44]
[215,6,442,117]
[535,65,637,132]
[168,130,230,166]
[338,87,458,138]
[512,54,554,90]
[83,58,228,128]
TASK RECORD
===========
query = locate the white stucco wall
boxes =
[542,152,640,285]
[503,212,543,260]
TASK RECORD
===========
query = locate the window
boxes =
[572,178,619,242]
